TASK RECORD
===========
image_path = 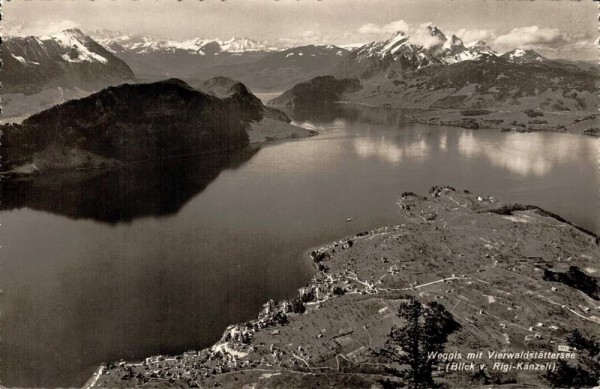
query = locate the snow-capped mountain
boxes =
[278,44,347,58]
[219,37,274,53]
[364,26,496,64]
[90,30,275,55]
[466,40,498,57]
[500,48,546,64]
[87,29,350,90]
[2,29,135,94]
[335,25,499,78]
[86,30,280,82]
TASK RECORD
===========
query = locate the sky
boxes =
[4,0,598,60]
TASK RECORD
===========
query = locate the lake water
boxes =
[1,105,598,387]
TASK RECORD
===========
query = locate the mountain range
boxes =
[90,30,353,91]
[88,30,281,85]
[2,26,597,124]
[2,26,564,96]
[335,26,502,79]
[92,27,559,89]
[91,29,275,55]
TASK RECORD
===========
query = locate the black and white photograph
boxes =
[0,0,598,387]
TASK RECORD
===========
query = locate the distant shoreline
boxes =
[331,101,598,136]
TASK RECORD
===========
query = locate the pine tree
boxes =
[386,298,459,388]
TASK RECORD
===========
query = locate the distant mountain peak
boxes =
[42,28,86,42]
[443,34,466,54]
[450,35,463,45]
[501,48,546,63]
[219,37,271,53]
[427,25,445,38]
[468,40,488,48]
[61,28,86,36]
[466,40,497,56]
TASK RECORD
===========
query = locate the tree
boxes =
[385,298,460,388]
[567,329,600,357]
[544,360,598,388]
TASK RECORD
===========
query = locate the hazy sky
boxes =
[5,0,598,59]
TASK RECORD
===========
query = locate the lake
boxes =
[1,104,597,387]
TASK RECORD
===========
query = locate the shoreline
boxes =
[289,98,599,136]
[87,187,600,388]
[333,100,598,136]
[407,109,598,136]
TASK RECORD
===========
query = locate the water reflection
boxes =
[287,105,597,180]
[1,147,259,223]
[457,131,596,176]
[351,126,596,176]
[288,104,423,128]
[353,135,430,164]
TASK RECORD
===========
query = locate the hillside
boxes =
[273,55,598,111]
[353,56,598,109]
[268,75,362,108]
[196,76,315,142]
[1,78,311,175]
[88,188,600,388]
[1,29,135,94]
